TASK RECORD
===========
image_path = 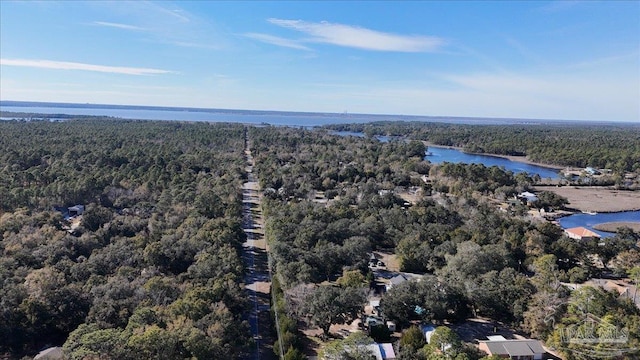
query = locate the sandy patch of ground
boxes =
[593,222,640,233]
[534,186,640,212]
[373,251,401,272]
[397,188,422,205]
[245,281,271,294]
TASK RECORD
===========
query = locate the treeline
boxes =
[250,127,428,199]
[0,119,251,359]
[253,126,639,359]
[324,122,640,172]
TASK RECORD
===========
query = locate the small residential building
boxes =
[478,339,546,360]
[585,167,601,175]
[385,274,409,291]
[366,343,397,360]
[517,192,538,205]
[68,204,85,217]
[364,316,385,328]
[564,279,640,309]
[564,226,601,241]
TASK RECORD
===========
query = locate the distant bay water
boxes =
[0,102,578,127]
[1,105,366,126]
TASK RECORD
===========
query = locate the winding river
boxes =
[425,146,560,179]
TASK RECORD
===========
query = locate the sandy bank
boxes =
[534,186,640,213]
[422,141,564,170]
[593,222,640,233]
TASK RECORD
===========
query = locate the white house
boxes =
[517,191,538,204]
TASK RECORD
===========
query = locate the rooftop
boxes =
[565,226,601,238]
[480,339,546,357]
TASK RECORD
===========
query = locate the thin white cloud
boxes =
[93,21,145,31]
[154,5,191,23]
[0,58,175,76]
[265,18,444,52]
[167,41,221,50]
[244,33,311,51]
[88,2,224,50]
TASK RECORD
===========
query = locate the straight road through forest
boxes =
[241,129,276,360]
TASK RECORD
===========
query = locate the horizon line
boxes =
[0,99,635,124]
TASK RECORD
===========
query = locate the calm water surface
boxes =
[1,106,373,127]
[558,210,640,238]
[425,146,560,179]
[1,105,551,126]
[330,131,391,142]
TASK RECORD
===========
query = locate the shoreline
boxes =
[547,208,640,221]
[593,221,640,233]
[422,141,564,170]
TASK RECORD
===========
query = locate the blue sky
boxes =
[1,1,638,122]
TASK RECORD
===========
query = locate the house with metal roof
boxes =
[478,338,546,360]
[366,343,397,360]
[517,191,538,205]
[385,274,409,291]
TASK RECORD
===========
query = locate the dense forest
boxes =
[2,119,639,360]
[324,122,640,173]
[0,120,251,359]
[250,126,640,359]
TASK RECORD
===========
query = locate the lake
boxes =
[425,146,560,179]
[558,210,640,238]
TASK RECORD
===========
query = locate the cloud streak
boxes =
[0,58,174,75]
[244,33,311,51]
[250,19,444,52]
[93,21,145,31]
